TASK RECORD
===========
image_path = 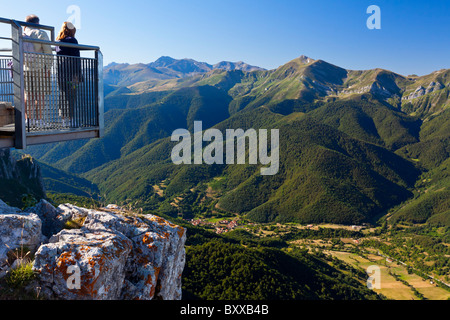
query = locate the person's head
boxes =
[56,22,76,41]
[25,14,40,24]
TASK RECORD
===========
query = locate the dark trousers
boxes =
[57,57,81,126]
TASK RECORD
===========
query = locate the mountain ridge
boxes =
[27,54,450,226]
[105,55,449,120]
[104,56,266,86]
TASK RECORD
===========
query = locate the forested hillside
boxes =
[20,55,450,301]
[27,55,450,226]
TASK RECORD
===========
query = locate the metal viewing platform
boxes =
[0,17,104,149]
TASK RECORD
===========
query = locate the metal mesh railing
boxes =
[1,17,103,149]
[0,54,14,106]
[23,52,99,132]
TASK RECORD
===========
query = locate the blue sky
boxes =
[0,0,449,75]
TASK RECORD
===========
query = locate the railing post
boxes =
[96,50,104,138]
[11,21,26,149]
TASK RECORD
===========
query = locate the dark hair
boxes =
[25,14,40,24]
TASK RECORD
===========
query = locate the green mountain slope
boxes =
[400,69,450,118]
[27,55,449,226]
[85,106,419,224]
[219,111,418,224]
[308,96,421,150]
[37,161,99,198]
[390,109,450,227]
[183,238,379,300]
[30,85,232,174]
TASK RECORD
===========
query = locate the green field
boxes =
[326,251,450,300]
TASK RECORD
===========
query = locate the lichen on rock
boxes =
[0,199,186,300]
[0,199,42,278]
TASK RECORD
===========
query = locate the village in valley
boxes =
[185,213,450,300]
[147,179,450,300]
[189,217,240,234]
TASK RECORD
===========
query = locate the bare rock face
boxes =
[34,227,132,300]
[402,82,445,101]
[0,150,46,208]
[32,203,186,300]
[26,199,64,239]
[0,199,186,300]
[0,199,42,278]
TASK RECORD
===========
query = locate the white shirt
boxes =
[23,27,53,72]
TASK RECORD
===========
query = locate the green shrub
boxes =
[6,262,36,289]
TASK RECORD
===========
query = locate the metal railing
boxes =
[22,52,99,132]
[0,54,14,106]
[0,17,104,149]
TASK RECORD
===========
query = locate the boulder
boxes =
[33,227,133,300]
[0,199,42,278]
[26,199,64,238]
[32,203,186,300]
[0,199,186,300]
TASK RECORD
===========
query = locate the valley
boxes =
[25,55,450,300]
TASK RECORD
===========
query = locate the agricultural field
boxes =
[323,251,450,300]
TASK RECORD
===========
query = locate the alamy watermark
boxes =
[366,265,381,290]
[66,264,100,290]
[67,5,81,30]
[171,121,280,176]
[366,5,381,30]
[66,264,81,290]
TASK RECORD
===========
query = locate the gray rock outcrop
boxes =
[0,199,42,278]
[26,199,64,239]
[0,200,186,300]
[402,81,445,101]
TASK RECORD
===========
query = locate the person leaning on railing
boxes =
[56,21,82,128]
[23,14,53,128]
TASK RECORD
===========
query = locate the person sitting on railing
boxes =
[56,21,82,128]
[23,14,52,129]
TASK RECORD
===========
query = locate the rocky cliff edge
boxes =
[0,199,186,300]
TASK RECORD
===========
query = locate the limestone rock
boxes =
[33,227,132,300]
[32,203,186,300]
[425,81,444,94]
[0,199,42,278]
[369,82,393,97]
[0,199,186,300]
[26,199,64,238]
[401,82,444,101]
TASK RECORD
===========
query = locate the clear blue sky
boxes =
[1,0,449,76]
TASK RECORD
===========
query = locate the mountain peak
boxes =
[213,61,266,72]
[104,62,129,68]
[296,55,315,64]
[151,56,178,68]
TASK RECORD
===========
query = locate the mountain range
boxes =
[28,55,450,226]
[104,56,265,88]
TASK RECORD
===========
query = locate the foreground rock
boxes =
[26,199,65,239]
[0,200,186,300]
[0,200,42,278]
